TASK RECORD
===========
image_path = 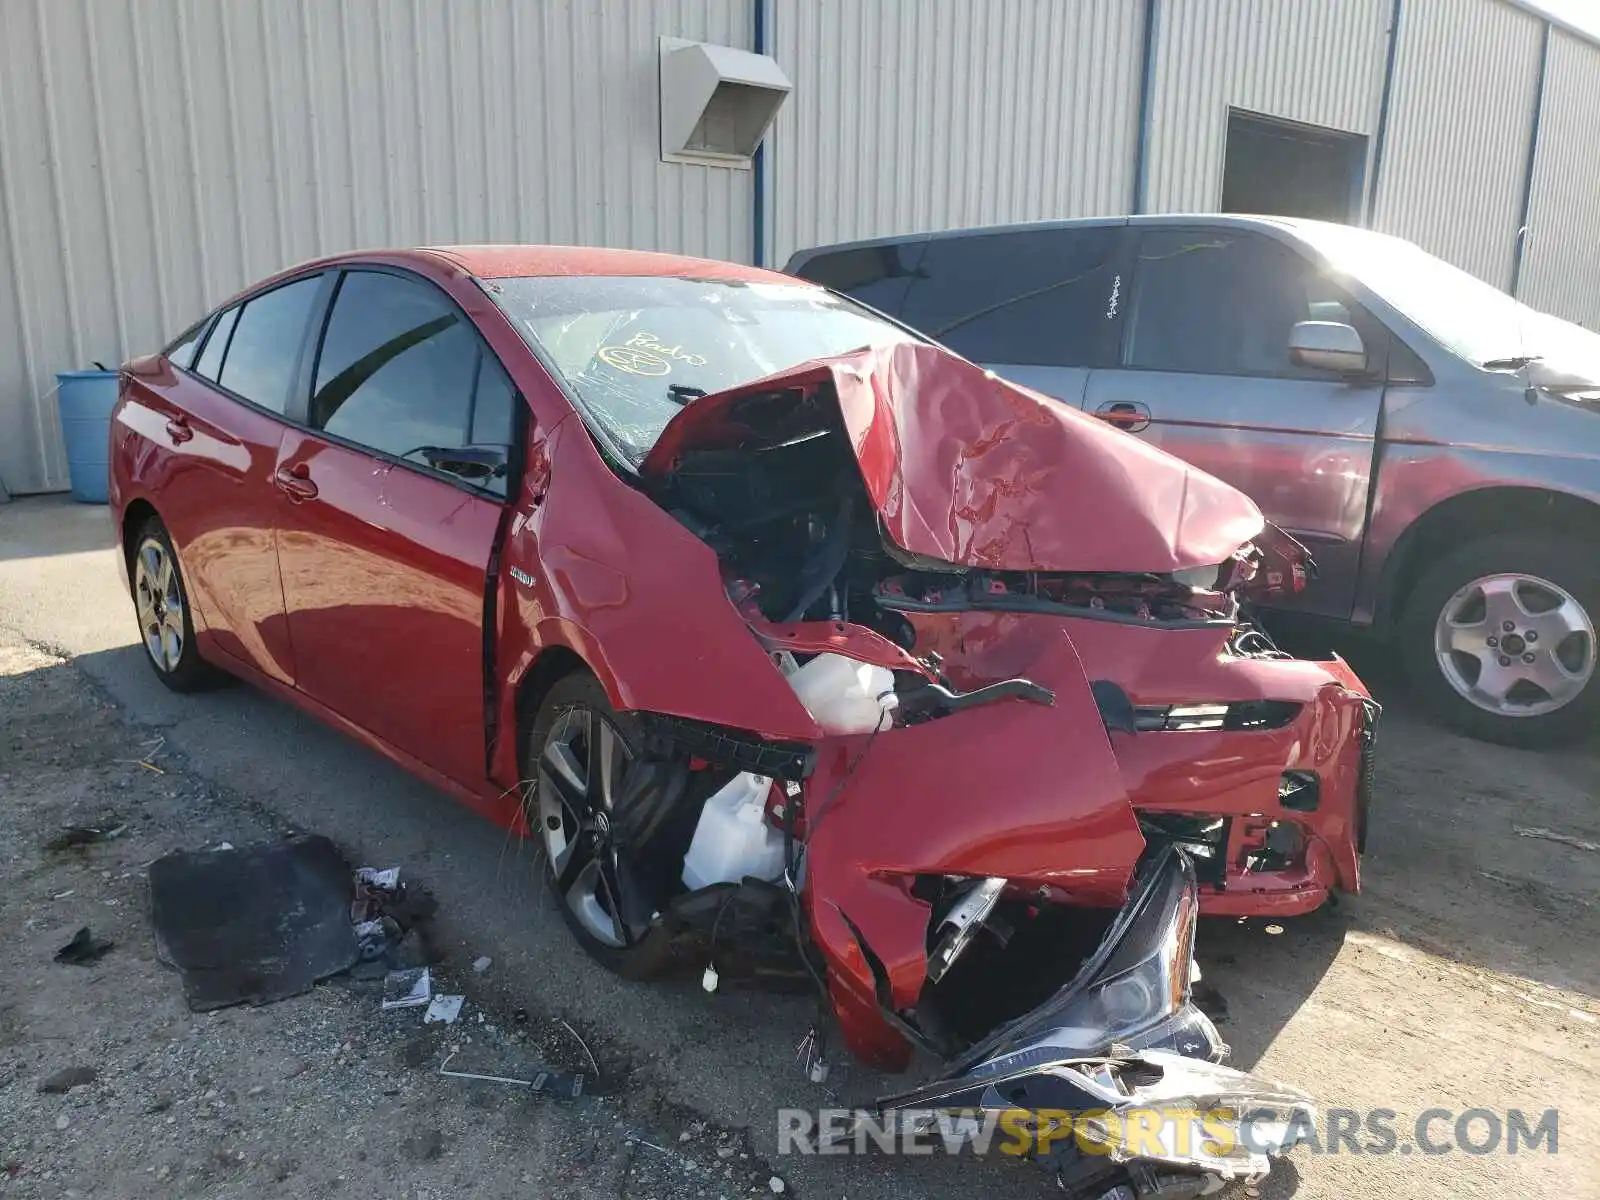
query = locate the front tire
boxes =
[1399,535,1600,746]
[525,672,676,980]
[130,518,221,693]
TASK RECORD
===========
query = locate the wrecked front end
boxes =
[619,344,1357,1193]
[869,849,1316,1198]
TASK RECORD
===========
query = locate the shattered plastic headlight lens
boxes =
[1027,853,1199,1047]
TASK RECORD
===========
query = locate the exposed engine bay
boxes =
[650,383,1295,640]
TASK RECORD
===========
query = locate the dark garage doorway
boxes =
[1220,109,1368,224]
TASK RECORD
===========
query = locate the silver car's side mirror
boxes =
[1289,321,1368,375]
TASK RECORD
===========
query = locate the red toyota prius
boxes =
[109,245,1374,1088]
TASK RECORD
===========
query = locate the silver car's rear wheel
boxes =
[1433,572,1595,717]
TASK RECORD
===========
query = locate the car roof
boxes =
[412,244,803,284]
[785,213,1349,269]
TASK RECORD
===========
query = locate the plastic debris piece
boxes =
[382,967,432,1009]
[769,1176,786,1193]
[701,965,719,993]
[357,867,401,889]
[53,927,114,966]
[45,826,116,852]
[214,842,234,851]
[472,955,492,973]
[424,994,464,1025]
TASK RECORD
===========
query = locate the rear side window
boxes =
[312,270,512,491]
[790,242,922,315]
[898,227,1121,368]
[192,306,239,381]
[1126,229,1346,379]
[165,319,209,370]
[217,277,323,412]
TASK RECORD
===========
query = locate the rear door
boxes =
[893,225,1124,405]
[1083,226,1385,618]
[138,274,328,684]
[274,267,516,788]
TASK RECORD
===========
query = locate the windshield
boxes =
[1295,223,1600,367]
[485,275,916,464]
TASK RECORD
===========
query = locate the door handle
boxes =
[274,463,319,502]
[1094,400,1152,433]
[165,415,194,444]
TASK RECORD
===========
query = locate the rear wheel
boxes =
[526,673,675,979]
[130,518,222,692]
[1399,535,1600,746]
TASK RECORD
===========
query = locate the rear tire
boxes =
[1398,535,1600,747]
[129,517,223,693]
[525,672,676,980]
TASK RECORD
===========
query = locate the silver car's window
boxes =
[486,275,914,466]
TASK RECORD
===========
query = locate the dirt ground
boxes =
[0,638,784,1200]
[0,495,1598,1200]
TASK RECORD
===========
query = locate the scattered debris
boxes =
[558,1017,600,1078]
[356,866,401,890]
[50,890,75,900]
[437,1051,585,1098]
[472,955,492,974]
[37,1066,98,1094]
[148,835,358,1011]
[383,967,432,1010]
[45,824,123,853]
[424,994,463,1025]
[1265,923,1285,935]
[53,926,114,965]
[1516,826,1599,854]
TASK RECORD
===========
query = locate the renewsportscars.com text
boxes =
[777,1107,1559,1158]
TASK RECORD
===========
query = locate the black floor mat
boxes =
[149,835,359,1011]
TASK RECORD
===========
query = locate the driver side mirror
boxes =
[1289,321,1368,376]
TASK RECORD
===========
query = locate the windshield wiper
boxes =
[666,384,708,405]
[1483,355,1542,369]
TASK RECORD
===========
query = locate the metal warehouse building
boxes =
[1,0,1597,496]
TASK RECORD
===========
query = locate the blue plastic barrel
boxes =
[56,369,119,503]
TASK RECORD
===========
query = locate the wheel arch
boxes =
[119,496,161,581]
[1375,486,1600,632]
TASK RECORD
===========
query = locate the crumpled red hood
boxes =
[641,341,1265,574]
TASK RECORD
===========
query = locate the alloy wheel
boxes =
[1433,572,1595,717]
[536,705,645,948]
[134,537,185,673]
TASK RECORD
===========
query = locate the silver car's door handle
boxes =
[1094,400,1151,433]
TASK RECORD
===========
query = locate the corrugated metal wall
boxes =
[1370,0,1545,288]
[766,0,1144,265]
[1142,0,1391,214]
[0,0,752,495]
[1518,28,1600,328]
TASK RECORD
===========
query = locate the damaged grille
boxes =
[636,713,815,782]
[1132,700,1301,732]
[1136,812,1230,887]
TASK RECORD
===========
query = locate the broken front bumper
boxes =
[870,850,1315,1197]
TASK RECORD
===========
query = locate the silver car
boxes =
[789,215,1600,746]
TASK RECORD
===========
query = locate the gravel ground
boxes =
[0,638,786,1200]
[1,496,1597,1200]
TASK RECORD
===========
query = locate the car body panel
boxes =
[113,355,297,684]
[273,427,506,790]
[642,342,1267,575]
